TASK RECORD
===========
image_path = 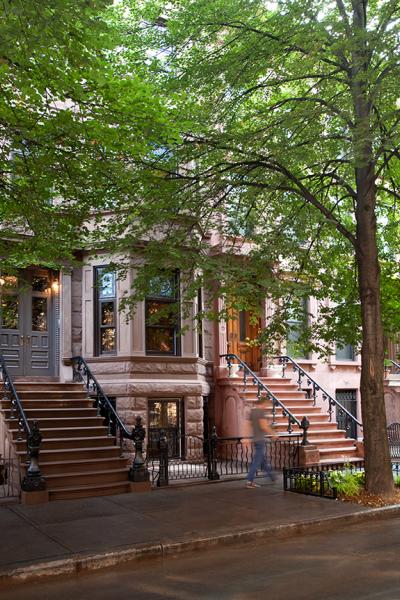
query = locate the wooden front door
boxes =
[0,269,57,376]
[227,309,261,371]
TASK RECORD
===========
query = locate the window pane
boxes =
[146,301,177,326]
[101,301,115,325]
[32,298,47,331]
[146,327,175,353]
[32,276,49,292]
[1,297,19,329]
[99,271,115,298]
[148,275,175,298]
[149,401,162,427]
[101,328,116,352]
[166,402,178,427]
[1,275,18,289]
[336,344,354,360]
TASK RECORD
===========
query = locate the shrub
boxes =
[327,469,364,496]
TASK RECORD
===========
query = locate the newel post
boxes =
[129,415,150,484]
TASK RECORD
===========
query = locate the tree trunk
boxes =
[356,187,393,496]
[352,0,393,496]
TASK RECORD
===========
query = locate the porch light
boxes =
[51,280,59,294]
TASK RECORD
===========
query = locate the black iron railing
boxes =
[276,355,362,440]
[147,427,300,486]
[387,359,400,374]
[71,356,149,483]
[387,422,400,460]
[0,355,46,492]
[283,467,337,499]
[220,353,310,441]
[0,457,20,498]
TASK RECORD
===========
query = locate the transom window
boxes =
[145,273,180,355]
[95,267,117,355]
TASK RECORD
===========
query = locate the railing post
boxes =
[129,416,150,483]
[301,416,310,446]
[207,425,220,480]
[21,422,46,492]
[157,429,169,487]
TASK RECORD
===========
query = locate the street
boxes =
[2,516,400,599]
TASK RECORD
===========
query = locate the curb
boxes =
[1,504,399,587]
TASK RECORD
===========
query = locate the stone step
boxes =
[2,408,99,419]
[308,438,356,448]
[10,426,108,440]
[48,480,132,501]
[1,399,94,410]
[17,446,122,463]
[13,390,90,400]
[45,468,130,489]
[319,447,358,460]
[242,390,307,399]
[6,416,104,428]
[39,457,128,475]
[15,436,115,451]
[13,382,84,391]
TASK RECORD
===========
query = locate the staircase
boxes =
[1,380,133,501]
[240,375,360,464]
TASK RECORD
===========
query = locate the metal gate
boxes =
[336,389,357,439]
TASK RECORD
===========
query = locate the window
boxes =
[335,343,355,361]
[286,298,309,359]
[145,273,180,355]
[95,267,117,355]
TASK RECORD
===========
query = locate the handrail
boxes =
[220,353,309,440]
[276,355,362,439]
[0,354,46,492]
[0,354,30,435]
[387,359,400,373]
[71,356,133,441]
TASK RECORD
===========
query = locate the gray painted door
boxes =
[0,269,56,376]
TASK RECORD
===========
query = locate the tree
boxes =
[110,0,400,495]
[0,0,174,271]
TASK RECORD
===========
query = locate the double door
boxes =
[0,269,56,376]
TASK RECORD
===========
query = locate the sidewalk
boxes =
[0,477,399,587]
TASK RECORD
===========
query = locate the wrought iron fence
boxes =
[284,467,337,499]
[146,429,300,486]
[0,458,20,499]
[285,460,400,500]
[387,423,400,459]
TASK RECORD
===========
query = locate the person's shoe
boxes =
[246,481,260,488]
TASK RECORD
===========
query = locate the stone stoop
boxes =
[223,375,361,465]
[0,381,137,502]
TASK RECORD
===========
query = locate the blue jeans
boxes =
[247,441,273,482]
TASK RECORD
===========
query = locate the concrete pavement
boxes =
[0,477,399,587]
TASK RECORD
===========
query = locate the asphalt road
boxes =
[2,516,400,600]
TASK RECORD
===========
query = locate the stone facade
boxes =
[57,256,366,446]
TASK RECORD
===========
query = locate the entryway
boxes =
[148,398,183,458]
[226,309,261,371]
[0,268,58,376]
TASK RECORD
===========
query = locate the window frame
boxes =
[94,266,117,356]
[145,271,181,356]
